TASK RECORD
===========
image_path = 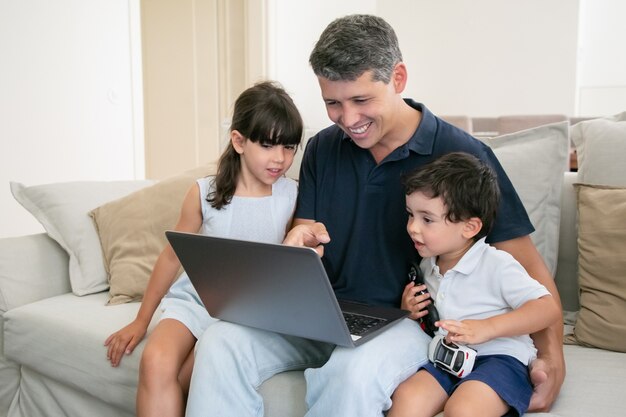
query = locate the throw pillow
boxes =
[481,121,570,275]
[10,180,154,295]
[90,164,216,305]
[571,111,626,186]
[565,184,626,352]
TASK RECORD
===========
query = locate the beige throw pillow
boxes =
[565,184,626,352]
[10,180,154,295]
[90,164,216,305]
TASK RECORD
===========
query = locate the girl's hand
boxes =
[401,282,435,321]
[104,319,148,367]
[436,319,494,345]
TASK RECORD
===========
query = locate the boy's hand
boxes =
[401,282,434,321]
[436,319,494,345]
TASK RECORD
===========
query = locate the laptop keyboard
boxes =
[343,312,387,336]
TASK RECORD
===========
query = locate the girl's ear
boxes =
[231,130,246,154]
[462,217,483,240]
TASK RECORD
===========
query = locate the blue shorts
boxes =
[422,354,532,417]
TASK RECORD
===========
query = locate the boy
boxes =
[388,152,560,417]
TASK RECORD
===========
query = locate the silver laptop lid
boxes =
[166,231,355,346]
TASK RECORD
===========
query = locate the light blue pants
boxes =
[185,318,430,417]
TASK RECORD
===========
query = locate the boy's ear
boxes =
[462,217,483,240]
[230,130,246,154]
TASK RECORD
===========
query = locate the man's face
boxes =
[317,70,400,152]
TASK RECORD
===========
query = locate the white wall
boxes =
[0,0,143,238]
[267,0,378,131]
[577,0,626,116]
[269,0,582,129]
[379,0,579,117]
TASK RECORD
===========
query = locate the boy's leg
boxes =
[304,319,431,417]
[444,380,509,417]
[185,321,334,417]
[387,370,447,417]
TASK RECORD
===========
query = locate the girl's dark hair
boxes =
[402,152,500,241]
[208,81,303,209]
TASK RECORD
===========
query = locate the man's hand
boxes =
[528,354,565,411]
[283,221,330,256]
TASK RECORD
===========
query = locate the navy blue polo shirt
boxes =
[295,100,533,308]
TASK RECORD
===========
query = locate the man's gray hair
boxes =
[309,14,403,83]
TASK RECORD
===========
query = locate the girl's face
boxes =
[232,130,297,192]
[405,191,475,264]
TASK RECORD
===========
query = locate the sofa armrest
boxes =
[0,233,71,313]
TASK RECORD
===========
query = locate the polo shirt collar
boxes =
[404,99,437,156]
[425,237,489,277]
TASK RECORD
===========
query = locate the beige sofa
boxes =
[2,115,626,417]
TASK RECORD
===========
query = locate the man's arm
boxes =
[494,235,565,412]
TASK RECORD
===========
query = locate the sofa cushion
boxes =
[565,184,626,352]
[10,181,154,296]
[90,164,216,305]
[0,234,70,313]
[482,121,570,275]
[571,111,626,187]
[2,292,157,413]
[551,345,626,416]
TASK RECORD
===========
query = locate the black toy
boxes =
[408,263,440,337]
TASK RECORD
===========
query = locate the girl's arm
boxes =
[105,183,203,366]
[437,294,561,345]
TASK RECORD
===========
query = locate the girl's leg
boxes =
[137,319,196,417]
[178,346,195,397]
[443,380,509,417]
[387,370,447,417]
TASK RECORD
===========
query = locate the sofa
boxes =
[2,114,626,417]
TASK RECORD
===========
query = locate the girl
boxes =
[104,81,303,416]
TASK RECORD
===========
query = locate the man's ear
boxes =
[462,217,483,240]
[392,62,408,93]
[230,130,246,154]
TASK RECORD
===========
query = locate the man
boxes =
[186,14,564,416]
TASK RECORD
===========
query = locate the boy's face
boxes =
[317,66,406,158]
[405,191,474,262]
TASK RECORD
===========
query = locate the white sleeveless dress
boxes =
[159,175,298,338]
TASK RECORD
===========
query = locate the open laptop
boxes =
[165,231,409,347]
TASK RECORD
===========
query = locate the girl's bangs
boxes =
[248,104,302,146]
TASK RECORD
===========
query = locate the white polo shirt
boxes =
[423,237,550,365]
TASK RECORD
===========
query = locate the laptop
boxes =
[165,231,409,347]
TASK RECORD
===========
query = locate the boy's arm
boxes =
[437,295,560,345]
